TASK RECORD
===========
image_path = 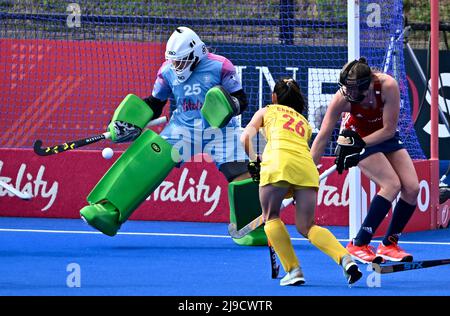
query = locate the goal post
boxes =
[347,0,363,239]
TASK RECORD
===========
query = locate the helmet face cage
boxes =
[170,51,194,74]
[339,60,371,103]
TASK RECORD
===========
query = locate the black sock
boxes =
[354,195,392,246]
[382,198,416,246]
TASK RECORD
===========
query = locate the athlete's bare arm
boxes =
[310,92,349,165]
[240,107,266,161]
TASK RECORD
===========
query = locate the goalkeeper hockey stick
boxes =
[33,116,168,156]
[0,180,32,200]
[372,258,450,274]
[228,164,337,239]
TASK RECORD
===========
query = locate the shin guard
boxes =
[80,130,180,236]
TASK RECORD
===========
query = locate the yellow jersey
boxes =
[259,104,319,191]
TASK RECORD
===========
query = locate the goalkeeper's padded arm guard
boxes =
[144,95,166,119]
[108,94,154,143]
[334,129,366,174]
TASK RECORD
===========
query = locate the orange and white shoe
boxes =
[346,241,381,264]
[376,242,413,262]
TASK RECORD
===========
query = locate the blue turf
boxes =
[0,217,449,296]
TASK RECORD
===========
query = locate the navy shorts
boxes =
[360,131,405,160]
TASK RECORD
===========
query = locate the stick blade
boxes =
[33,140,42,151]
[228,223,243,239]
[33,139,52,156]
[228,216,265,239]
[33,140,42,147]
[227,223,236,235]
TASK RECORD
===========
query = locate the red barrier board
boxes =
[0,149,439,234]
[0,149,348,224]
[0,149,231,223]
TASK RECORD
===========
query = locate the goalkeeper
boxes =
[79,27,256,238]
[310,57,420,264]
[241,77,362,286]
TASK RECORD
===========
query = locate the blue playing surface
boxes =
[0,217,449,296]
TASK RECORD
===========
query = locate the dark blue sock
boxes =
[354,195,392,246]
[382,198,416,245]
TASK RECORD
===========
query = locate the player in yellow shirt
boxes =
[240,77,362,286]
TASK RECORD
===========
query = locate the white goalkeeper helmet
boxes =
[165,26,208,82]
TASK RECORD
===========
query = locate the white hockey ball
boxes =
[102,147,114,159]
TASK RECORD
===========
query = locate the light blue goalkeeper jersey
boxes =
[152,52,242,129]
[150,53,247,166]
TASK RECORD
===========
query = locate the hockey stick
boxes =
[228,164,337,239]
[372,258,450,274]
[268,240,280,279]
[33,116,168,156]
[0,180,32,200]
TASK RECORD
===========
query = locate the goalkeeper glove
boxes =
[334,129,366,174]
[247,156,261,183]
[109,120,142,143]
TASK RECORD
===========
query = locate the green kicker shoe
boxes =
[80,202,121,237]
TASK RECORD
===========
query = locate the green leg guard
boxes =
[80,129,179,236]
[228,178,267,246]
